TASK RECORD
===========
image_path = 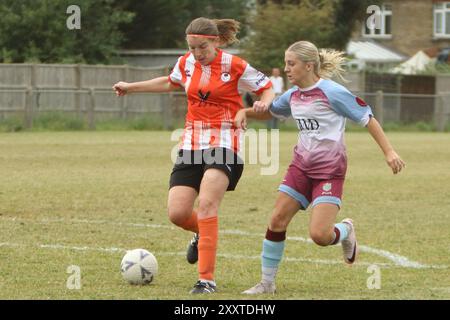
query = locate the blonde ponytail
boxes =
[287,41,348,82]
[318,49,347,82]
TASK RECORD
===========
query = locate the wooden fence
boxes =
[0,63,189,129]
[1,63,450,130]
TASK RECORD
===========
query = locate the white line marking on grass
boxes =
[358,245,435,269]
[0,242,125,253]
[1,217,448,269]
[223,230,447,269]
[39,244,124,253]
[0,242,389,267]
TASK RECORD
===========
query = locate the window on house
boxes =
[363,4,392,38]
[434,2,450,38]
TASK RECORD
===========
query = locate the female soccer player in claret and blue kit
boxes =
[234,40,405,294]
[113,17,274,294]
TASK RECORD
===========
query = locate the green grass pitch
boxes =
[0,131,449,299]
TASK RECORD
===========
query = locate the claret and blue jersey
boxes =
[270,78,373,180]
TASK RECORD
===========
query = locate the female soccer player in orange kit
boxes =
[113,17,274,294]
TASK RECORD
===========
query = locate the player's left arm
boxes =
[366,117,406,175]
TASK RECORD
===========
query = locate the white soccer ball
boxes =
[120,248,158,285]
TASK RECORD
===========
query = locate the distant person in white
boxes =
[270,68,284,95]
[268,68,284,128]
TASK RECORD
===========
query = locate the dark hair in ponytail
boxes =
[186,17,240,46]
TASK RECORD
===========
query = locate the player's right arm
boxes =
[234,108,271,130]
[113,77,178,96]
[114,55,187,96]
[234,87,294,129]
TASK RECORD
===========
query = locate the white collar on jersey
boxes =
[298,78,323,92]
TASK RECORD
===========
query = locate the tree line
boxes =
[0,0,378,67]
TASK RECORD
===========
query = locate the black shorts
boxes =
[169,148,244,192]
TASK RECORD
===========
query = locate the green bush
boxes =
[0,112,447,133]
[0,116,23,132]
[446,123,450,132]
[382,121,436,132]
[32,112,85,131]
[131,116,164,131]
[96,115,184,131]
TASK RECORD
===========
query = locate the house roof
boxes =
[390,50,435,74]
[346,40,407,63]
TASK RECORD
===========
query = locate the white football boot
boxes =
[242,282,276,295]
[341,218,358,264]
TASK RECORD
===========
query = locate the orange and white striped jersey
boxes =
[168,49,272,153]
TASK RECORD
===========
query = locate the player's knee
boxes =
[167,208,191,227]
[197,198,218,218]
[269,212,289,231]
[310,230,331,246]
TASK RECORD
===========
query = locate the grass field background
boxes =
[0,131,449,300]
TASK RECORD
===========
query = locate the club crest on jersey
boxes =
[356,97,367,107]
[221,72,231,82]
[198,90,211,102]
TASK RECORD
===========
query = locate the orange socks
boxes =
[178,211,199,233]
[198,216,218,282]
[178,213,218,282]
